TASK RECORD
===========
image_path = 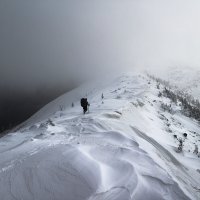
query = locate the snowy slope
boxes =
[153,66,200,100]
[0,73,200,200]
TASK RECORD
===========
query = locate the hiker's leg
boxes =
[83,107,87,114]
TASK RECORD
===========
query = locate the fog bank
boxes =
[1,0,200,132]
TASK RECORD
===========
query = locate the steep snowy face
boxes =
[154,66,200,100]
[0,73,200,200]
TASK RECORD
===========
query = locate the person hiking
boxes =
[80,98,89,114]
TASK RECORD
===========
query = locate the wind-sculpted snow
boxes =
[0,73,199,200]
[0,129,189,200]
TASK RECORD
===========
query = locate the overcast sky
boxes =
[1,0,200,92]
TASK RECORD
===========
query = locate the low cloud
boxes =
[1,0,200,130]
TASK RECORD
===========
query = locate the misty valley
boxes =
[0,86,74,134]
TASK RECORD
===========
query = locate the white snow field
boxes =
[0,73,200,200]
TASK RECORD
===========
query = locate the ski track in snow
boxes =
[0,73,199,200]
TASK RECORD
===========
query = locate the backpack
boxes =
[81,98,87,107]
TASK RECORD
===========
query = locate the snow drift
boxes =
[0,73,199,200]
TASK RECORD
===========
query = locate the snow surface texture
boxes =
[0,73,200,200]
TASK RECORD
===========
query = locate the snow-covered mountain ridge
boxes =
[0,73,200,200]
